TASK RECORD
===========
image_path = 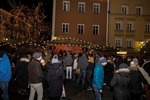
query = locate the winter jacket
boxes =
[110,68,130,100]
[128,66,148,94]
[63,54,73,66]
[16,57,30,89]
[142,61,150,76]
[47,63,65,97]
[78,55,88,71]
[28,59,44,84]
[92,63,104,90]
[0,54,12,81]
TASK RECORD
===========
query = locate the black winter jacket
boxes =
[46,63,65,97]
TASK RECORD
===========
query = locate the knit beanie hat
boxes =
[119,63,128,69]
[33,52,42,59]
[99,57,107,63]
[51,54,59,64]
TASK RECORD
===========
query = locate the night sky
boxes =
[1,0,53,22]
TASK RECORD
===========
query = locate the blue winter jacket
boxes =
[92,63,104,90]
[0,54,12,81]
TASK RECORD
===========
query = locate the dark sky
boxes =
[1,0,53,22]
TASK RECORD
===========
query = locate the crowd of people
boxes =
[0,50,150,100]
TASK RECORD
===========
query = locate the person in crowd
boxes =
[94,53,100,65]
[76,52,88,89]
[110,63,130,100]
[0,51,12,100]
[141,56,150,100]
[115,56,124,70]
[16,53,30,95]
[128,61,148,100]
[63,52,73,80]
[44,50,51,65]
[104,57,114,88]
[28,52,44,100]
[126,56,132,66]
[92,57,107,100]
[72,54,78,81]
[87,53,94,90]
[46,54,65,100]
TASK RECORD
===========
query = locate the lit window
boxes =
[115,38,122,47]
[62,23,69,33]
[78,2,85,13]
[62,1,70,12]
[127,22,134,31]
[126,39,133,48]
[92,25,99,35]
[136,6,143,15]
[77,24,84,34]
[121,5,128,14]
[93,3,100,14]
[115,21,123,31]
[146,24,150,32]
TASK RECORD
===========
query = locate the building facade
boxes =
[108,0,150,52]
[52,0,107,47]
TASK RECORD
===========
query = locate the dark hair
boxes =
[0,51,4,58]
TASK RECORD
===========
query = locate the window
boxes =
[146,24,150,32]
[115,21,123,31]
[62,1,70,12]
[78,2,85,13]
[62,23,69,33]
[115,38,122,47]
[93,3,100,14]
[92,25,99,35]
[77,24,84,34]
[126,39,133,48]
[121,5,128,14]
[127,22,134,31]
[136,6,143,15]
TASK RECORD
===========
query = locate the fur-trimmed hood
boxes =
[116,68,130,73]
[20,58,30,62]
[116,68,130,77]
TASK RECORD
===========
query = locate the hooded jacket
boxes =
[0,54,12,81]
[92,62,104,90]
[47,62,65,97]
[128,66,148,94]
[110,68,130,100]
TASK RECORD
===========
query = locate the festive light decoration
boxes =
[140,40,150,53]
[0,2,51,43]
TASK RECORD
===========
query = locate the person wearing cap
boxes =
[110,63,130,100]
[46,54,65,100]
[92,57,107,100]
[28,52,44,100]
[0,51,12,100]
[128,61,148,100]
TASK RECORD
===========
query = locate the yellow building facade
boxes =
[108,0,150,52]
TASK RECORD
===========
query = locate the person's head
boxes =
[132,58,139,64]
[32,52,42,61]
[119,63,128,69]
[0,51,4,59]
[143,56,150,62]
[51,54,59,64]
[99,57,107,66]
[130,61,138,67]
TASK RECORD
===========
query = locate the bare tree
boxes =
[1,2,51,43]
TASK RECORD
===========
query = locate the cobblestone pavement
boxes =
[9,80,113,100]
